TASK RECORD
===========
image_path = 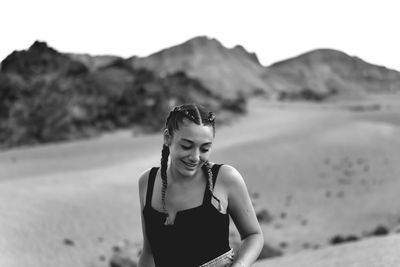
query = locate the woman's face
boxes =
[166,119,214,177]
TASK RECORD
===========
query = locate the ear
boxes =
[163,129,172,146]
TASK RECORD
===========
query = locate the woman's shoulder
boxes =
[138,168,151,187]
[214,164,245,188]
[138,167,158,198]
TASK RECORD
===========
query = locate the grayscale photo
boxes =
[1,0,400,267]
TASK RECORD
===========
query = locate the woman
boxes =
[138,104,263,267]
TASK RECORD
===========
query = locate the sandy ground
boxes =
[1,95,400,267]
[254,234,400,267]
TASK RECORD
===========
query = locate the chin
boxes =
[180,167,197,176]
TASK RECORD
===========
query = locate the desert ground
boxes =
[1,95,400,267]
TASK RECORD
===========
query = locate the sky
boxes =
[1,0,400,70]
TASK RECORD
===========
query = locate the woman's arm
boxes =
[138,171,155,267]
[224,165,264,267]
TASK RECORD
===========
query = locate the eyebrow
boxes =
[180,138,212,146]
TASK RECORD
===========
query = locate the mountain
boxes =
[2,37,400,148]
[128,37,400,102]
[0,41,244,149]
[129,36,269,99]
[264,49,400,101]
[1,41,88,78]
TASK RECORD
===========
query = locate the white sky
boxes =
[1,0,400,70]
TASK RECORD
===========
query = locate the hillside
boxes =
[264,49,400,100]
[0,41,244,149]
[67,53,122,72]
[127,37,400,102]
[129,36,270,99]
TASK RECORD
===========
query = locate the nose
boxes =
[189,148,200,162]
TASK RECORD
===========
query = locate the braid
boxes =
[160,144,172,225]
[203,161,223,212]
[203,161,214,193]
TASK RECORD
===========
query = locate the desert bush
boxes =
[62,238,75,246]
[257,242,282,260]
[329,234,359,245]
[346,103,381,112]
[256,209,273,224]
[368,225,389,237]
[220,91,247,113]
[279,241,288,249]
[109,240,140,267]
[278,87,336,102]
[109,255,137,267]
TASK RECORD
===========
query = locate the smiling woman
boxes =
[138,104,263,267]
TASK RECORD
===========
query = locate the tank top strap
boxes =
[203,164,223,204]
[145,167,159,208]
[211,164,223,189]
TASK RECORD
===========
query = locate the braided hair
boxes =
[160,104,217,225]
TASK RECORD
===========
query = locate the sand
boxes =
[1,95,400,267]
[254,234,400,267]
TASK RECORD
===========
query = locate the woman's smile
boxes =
[181,160,199,170]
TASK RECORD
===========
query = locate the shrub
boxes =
[256,209,273,224]
[257,243,282,260]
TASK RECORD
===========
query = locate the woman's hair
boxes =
[160,104,218,221]
[164,103,216,137]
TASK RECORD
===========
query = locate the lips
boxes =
[182,160,198,169]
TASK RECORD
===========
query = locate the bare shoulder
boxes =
[217,164,246,190]
[138,168,152,190]
[215,164,250,212]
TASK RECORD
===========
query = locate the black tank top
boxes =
[142,164,231,267]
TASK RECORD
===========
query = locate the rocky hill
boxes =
[128,37,400,102]
[67,53,122,72]
[264,49,400,101]
[129,36,269,99]
[0,41,244,149]
[127,37,400,102]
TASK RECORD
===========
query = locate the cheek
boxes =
[200,151,211,162]
[170,146,188,158]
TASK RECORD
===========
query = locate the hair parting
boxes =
[193,105,202,125]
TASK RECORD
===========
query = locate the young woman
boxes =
[138,104,263,267]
